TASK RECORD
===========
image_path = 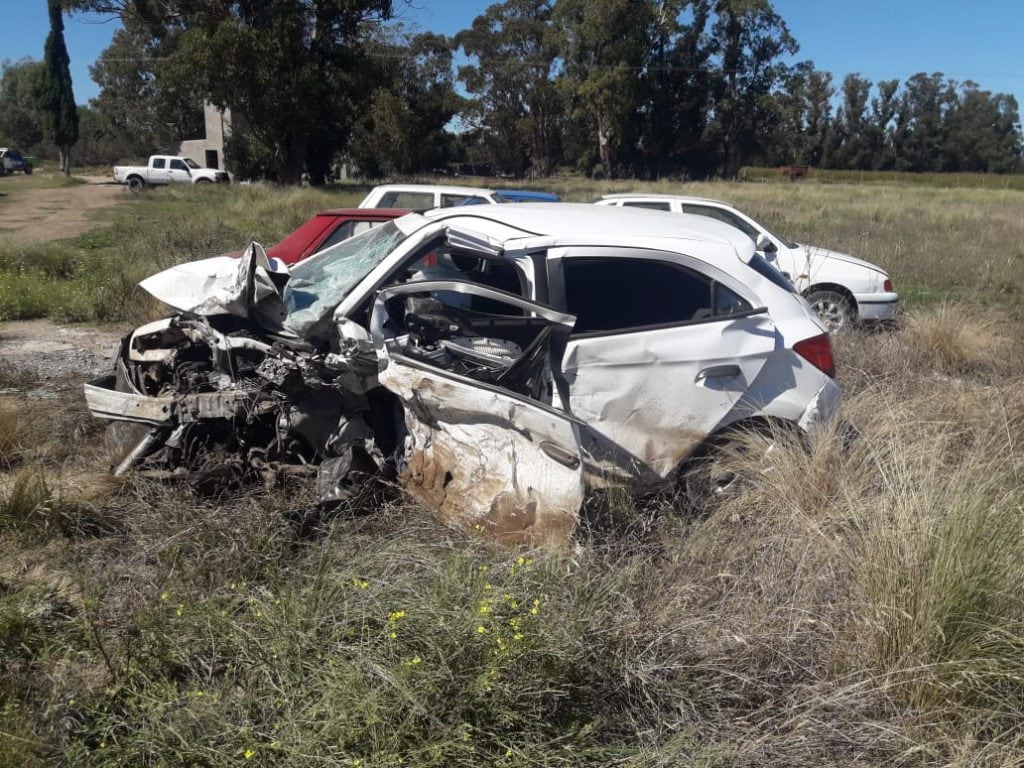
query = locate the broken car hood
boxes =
[139,243,291,329]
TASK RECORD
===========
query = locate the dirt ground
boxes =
[0,175,129,389]
[0,174,126,242]
[0,319,125,388]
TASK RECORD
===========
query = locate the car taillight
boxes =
[883,278,893,292]
[794,333,836,378]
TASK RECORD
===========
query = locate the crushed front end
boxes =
[85,314,387,495]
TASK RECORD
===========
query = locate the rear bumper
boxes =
[854,292,899,322]
[798,377,842,431]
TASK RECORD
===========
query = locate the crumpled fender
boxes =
[138,243,291,327]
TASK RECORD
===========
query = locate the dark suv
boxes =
[0,148,33,176]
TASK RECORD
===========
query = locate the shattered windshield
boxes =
[284,221,409,334]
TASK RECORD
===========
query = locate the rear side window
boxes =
[748,253,796,292]
[564,258,717,334]
[315,219,384,254]
[152,158,166,169]
[682,204,760,241]
[622,201,671,211]
[441,194,486,207]
[379,191,435,209]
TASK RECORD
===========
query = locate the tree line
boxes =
[1,0,1020,181]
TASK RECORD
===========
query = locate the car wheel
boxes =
[23,165,32,175]
[806,289,854,332]
[677,439,749,516]
[195,178,212,184]
[127,176,145,193]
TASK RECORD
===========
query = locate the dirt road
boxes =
[0,175,127,242]
[0,320,124,387]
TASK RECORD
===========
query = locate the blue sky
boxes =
[3,0,1023,108]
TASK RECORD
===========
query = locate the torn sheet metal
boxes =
[139,242,290,327]
[380,359,584,546]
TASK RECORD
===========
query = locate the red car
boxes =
[260,208,409,265]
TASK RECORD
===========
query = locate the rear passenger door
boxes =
[549,247,778,483]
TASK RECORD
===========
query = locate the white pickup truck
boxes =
[113,155,229,191]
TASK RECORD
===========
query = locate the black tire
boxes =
[806,289,855,332]
[195,178,212,184]
[23,165,32,175]
[677,440,747,516]
[127,176,145,193]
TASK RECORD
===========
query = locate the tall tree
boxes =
[830,73,871,169]
[639,0,715,177]
[553,0,655,178]
[706,0,797,178]
[40,0,79,175]
[88,16,203,156]
[767,61,832,166]
[943,84,1021,173]
[75,0,394,184]
[349,30,463,177]
[457,0,563,177]
[892,72,956,172]
[0,60,46,151]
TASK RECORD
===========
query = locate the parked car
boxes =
[84,204,839,545]
[255,208,408,265]
[497,189,560,202]
[113,155,230,191]
[595,193,898,330]
[0,148,33,176]
[358,184,505,209]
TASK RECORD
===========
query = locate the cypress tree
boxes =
[40,0,79,176]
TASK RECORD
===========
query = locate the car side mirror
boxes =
[755,233,777,256]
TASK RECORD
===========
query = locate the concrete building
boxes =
[177,102,231,171]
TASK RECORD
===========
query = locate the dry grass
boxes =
[3,181,1024,765]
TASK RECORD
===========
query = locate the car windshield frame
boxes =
[283,221,410,334]
[184,158,201,169]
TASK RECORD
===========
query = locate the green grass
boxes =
[4,177,1024,765]
[0,171,87,193]
[5,174,1024,323]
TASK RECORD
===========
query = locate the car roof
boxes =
[315,208,409,217]
[422,203,755,262]
[600,192,732,207]
[367,183,499,196]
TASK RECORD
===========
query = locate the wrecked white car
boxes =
[84,204,840,544]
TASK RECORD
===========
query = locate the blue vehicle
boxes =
[497,189,560,203]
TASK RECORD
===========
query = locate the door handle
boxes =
[539,441,581,470]
[695,364,741,382]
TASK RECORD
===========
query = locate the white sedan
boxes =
[596,194,898,331]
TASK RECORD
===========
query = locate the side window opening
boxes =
[684,205,760,241]
[314,220,384,254]
[152,158,167,169]
[622,201,672,211]
[713,283,752,316]
[563,258,714,334]
[380,191,435,209]
[170,159,187,171]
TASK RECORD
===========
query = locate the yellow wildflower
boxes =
[243,748,256,759]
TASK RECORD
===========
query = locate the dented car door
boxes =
[549,247,779,483]
[370,280,585,545]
